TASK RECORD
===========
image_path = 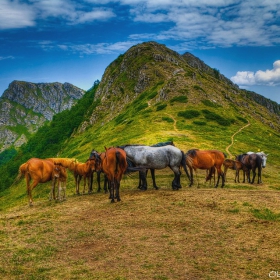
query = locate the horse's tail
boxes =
[13,162,28,184]
[115,150,120,174]
[181,151,191,181]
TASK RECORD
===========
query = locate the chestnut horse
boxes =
[50,163,68,201]
[19,158,56,206]
[73,159,98,195]
[186,149,226,188]
[101,147,127,203]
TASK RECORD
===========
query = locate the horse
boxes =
[233,160,249,183]
[73,159,98,195]
[223,159,248,183]
[246,151,268,168]
[89,150,108,193]
[47,158,77,172]
[50,163,68,201]
[101,147,127,203]
[118,144,190,190]
[18,158,56,206]
[236,153,263,184]
[186,149,226,188]
[137,141,174,190]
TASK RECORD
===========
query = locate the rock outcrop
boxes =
[0,81,85,151]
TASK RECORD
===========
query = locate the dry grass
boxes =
[1,167,280,280]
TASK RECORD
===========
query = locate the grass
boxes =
[1,166,280,280]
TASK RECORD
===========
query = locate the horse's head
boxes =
[53,163,62,178]
[88,151,102,171]
[260,153,268,168]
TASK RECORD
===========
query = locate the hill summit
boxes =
[78,41,279,136]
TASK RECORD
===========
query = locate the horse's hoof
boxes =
[139,187,147,191]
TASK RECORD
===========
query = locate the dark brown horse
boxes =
[18,158,56,206]
[186,149,226,188]
[236,153,263,184]
[101,147,127,203]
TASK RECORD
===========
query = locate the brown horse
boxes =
[223,159,248,183]
[50,163,68,201]
[186,149,225,188]
[47,158,77,171]
[101,147,127,203]
[18,158,56,206]
[73,159,97,195]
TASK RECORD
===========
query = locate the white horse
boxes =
[118,145,190,190]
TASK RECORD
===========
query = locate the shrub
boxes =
[193,121,206,126]
[156,104,167,111]
[178,110,200,119]
[170,96,188,104]
[202,109,231,126]
[201,99,221,108]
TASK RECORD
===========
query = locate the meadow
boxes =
[1,164,280,280]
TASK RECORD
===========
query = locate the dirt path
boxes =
[165,113,179,132]
[225,120,251,158]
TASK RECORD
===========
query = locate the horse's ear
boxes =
[104,146,108,151]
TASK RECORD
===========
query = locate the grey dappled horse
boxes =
[118,144,190,190]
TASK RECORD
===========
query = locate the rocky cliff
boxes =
[0,81,85,151]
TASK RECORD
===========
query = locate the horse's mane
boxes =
[151,141,174,147]
[186,149,199,157]
[47,158,78,168]
[118,141,174,150]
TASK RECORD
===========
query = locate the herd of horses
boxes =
[17,141,268,206]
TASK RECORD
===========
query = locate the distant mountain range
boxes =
[0,81,85,152]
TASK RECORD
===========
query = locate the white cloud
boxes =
[0,0,36,29]
[0,56,14,61]
[56,41,139,55]
[231,61,280,86]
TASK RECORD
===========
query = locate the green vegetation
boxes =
[170,96,188,104]
[0,81,100,191]
[178,109,200,119]
[202,109,233,126]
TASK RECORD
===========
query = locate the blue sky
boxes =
[0,0,280,104]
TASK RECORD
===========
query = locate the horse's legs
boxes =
[188,167,194,187]
[110,180,115,203]
[258,167,262,184]
[251,168,256,184]
[28,180,39,206]
[25,173,34,206]
[150,169,158,190]
[235,169,240,183]
[104,174,108,193]
[115,179,121,202]
[171,167,181,190]
[139,171,147,190]
[51,178,57,200]
[224,166,228,182]
[88,172,93,194]
[214,167,224,188]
